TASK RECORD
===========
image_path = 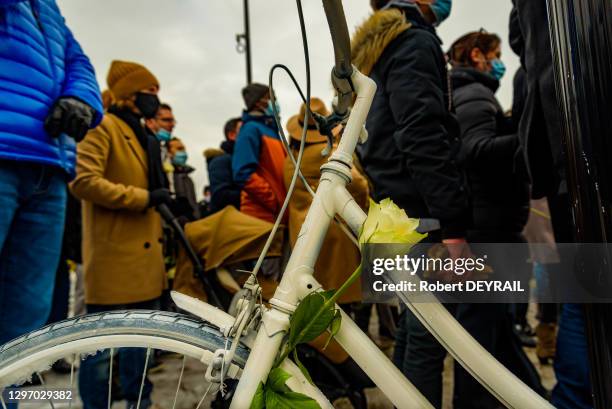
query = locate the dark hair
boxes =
[167,137,182,148]
[448,30,501,67]
[242,83,269,111]
[224,117,241,140]
[159,103,172,112]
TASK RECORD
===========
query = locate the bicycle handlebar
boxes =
[322,0,352,79]
[322,0,354,117]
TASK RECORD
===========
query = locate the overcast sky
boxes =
[58,0,518,199]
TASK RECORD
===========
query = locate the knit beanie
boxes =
[106,60,159,101]
[242,83,269,111]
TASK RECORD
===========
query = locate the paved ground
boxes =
[13,306,555,409]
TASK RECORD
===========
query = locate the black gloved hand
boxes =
[45,97,95,142]
[148,188,173,208]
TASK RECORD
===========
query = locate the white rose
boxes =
[359,198,426,245]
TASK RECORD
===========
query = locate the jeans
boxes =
[552,304,593,409]
[46,253,70,324]
[0,161,67,345]
[78,299,160,409]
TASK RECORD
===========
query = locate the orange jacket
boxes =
[232,112,287,222]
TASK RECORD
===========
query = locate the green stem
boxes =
[328,264,363,306]
[273,264,363,367]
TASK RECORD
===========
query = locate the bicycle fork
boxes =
[229,171,350,409]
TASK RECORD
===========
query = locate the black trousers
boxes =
[392,232,544,408]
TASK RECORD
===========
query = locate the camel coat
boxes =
[173,205,284,302]
[284,141,369,304]
[70,113,165,305]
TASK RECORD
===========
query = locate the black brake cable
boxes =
[268,65,360,247]
[269,64,315,196]
[270,1,359,246]
[249,0,313,278]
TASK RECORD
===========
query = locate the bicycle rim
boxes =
[0,310,249,407]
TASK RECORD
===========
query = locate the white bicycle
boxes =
[0,1,553,408]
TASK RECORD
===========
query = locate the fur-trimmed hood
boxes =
[351,8,411,76]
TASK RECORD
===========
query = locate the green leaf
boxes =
[278,391,321,409]
[319,289,336,302]
[293,348,313,384]
[322,309,342,350]
[264,389,284,409]
[288,291,335,347]
[267,367,292,393]
[249,382,265,409]
[265,388,321,409]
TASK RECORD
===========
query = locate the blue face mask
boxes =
[382,1,451,26]
[429,0,452,25]
[156,129,172,142]
[489,59,506,81]
[264,100,281,117]
[172,151,188,166]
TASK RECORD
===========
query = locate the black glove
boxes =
[45,97,95,142]
[148,188,173,208]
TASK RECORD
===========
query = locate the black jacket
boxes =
[511,0,563,198]
[511,67,527,132]
[352,9,469,238]
[207,149,241,214]
[173,164,200,221]
[451,67,529,232]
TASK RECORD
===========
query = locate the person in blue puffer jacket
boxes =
[0,0,103,346]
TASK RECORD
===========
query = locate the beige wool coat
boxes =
[284,141,369,304]
[70,113,165,305]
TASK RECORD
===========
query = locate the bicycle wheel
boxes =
[0,310,249,408]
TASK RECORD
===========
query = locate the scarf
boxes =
[108,106,168,191]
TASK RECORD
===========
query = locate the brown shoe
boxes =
[536,323,557,365]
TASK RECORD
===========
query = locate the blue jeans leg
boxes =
[552,304,593,409]
[79,300,159,409]
[78,349,113,409]
[79,349,153,409]
[0,162,66,345]
[118,348,153,408]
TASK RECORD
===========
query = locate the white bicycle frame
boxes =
[175,68,554,409]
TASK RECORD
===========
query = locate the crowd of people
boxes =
[0,0,596,408]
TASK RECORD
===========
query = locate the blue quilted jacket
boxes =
[0,0,102,175]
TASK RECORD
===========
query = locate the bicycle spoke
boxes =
[195,383,213,409]
[136,347,151,409]
[69,353,77,409]
[108,348,114,409]
[171,355,186,409]
[36,372,56,409]
[1,391,8,409]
